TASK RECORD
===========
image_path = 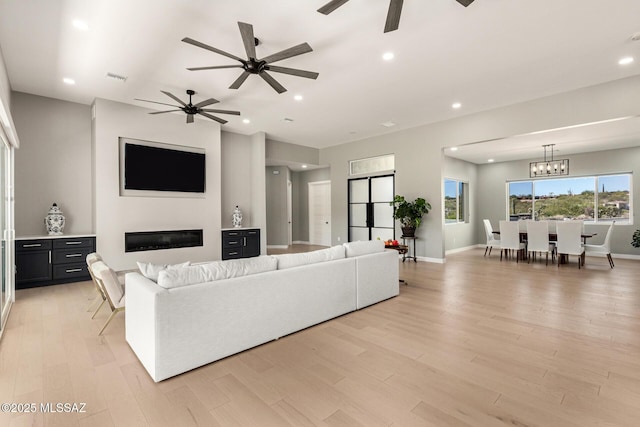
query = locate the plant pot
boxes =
[401,226,415,237]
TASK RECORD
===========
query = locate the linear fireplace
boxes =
[125,229,203,252]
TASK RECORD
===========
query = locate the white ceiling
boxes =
[1,0,640,155]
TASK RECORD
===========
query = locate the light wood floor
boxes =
[1,249,640,426]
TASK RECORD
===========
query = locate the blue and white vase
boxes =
[232,206,243,228]
[45,203,65,235]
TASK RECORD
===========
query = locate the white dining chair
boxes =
[91,261,126,335]
[525,220,555,265]
[556,221,585,268]
[583,221,615,268]
[483,219,501,256]
[86,252,107,318]
[499,220,526,262]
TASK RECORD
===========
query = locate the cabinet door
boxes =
[16,250,51,285]
[243,230,260,258]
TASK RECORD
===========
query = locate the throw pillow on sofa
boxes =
[343,240,385,257]
[136,261,190,282]
[275,245,345,270]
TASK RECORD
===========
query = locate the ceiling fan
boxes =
[318,0,475,33]
[182,21,319,94]
[134,90,241,124]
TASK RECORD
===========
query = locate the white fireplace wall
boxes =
[92,98,222,270]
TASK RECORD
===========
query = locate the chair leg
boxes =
[484,246,489,256]
[545,252,548,266]
[489,247,492,256]
[91,299,106,319]
[98,308,123,336]
[607,253,614,268]
[86,295,100,312]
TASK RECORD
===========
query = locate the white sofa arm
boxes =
[354,250,399,309]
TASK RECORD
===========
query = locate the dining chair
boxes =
[525,220,555,265]
[483,219,501,256]
[556,221,585,268]
[583,220,615,268]
[86,253,107,318]
[499,220,526,262]
[91,261,126,335]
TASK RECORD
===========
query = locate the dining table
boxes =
[492,231,596,244]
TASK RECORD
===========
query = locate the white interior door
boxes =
[309,181,331,246]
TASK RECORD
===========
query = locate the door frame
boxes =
[308,180,331,246]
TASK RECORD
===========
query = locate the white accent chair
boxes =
[86,253,106,318]
[499,220,526,262]
[91,261,126,335]
[525,220,555,265]
[483,219,501,256]
[583,221,615,268]
[556,221,585,268]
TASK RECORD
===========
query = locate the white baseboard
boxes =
[445,245,479,255]
[587,252,640,261]
[415,256,446,264]
[267,245,288,250]
[292,241,311,245]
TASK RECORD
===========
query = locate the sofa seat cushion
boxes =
[275,245,345,270]
[343,240,385,258]
[136,261,191,282]
[157,256,277,289]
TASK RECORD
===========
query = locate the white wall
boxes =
[92,98,222,270]
[321,75,640,262]
[221,131,253,228]
[12,92,92,236]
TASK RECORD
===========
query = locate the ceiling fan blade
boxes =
[149,109,183,115]
[384,0,404,33]
[187,114,194,124]
[238,22,257,59]
[317,0,350,15]
[201,109,241,116]
[193,98,219,108]
[199,112,228,124]
[456,0,475,6]
[260,71,287,94]
[161,91,187,107]
[187,65,243,71]
[134,98,180,108]
[267,65,319,80]
[229,71,251,89]
[261,43,313,64]
[182,37,244,62]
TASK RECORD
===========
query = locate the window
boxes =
[444,179,468,224]
[508,174,631,223]
[349,154,394,176]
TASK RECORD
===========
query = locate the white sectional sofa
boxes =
[126,240,399,382]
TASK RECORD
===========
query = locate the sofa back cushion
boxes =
[275,245,345,270]
[136,261,190,282]
[343,240,385,258]
[157,256,277,289]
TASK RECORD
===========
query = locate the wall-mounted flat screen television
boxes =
[120,138,206,195]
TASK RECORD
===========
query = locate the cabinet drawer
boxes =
[223,236,243,248]
[222,247,243,260]
[52,262,90,280]
[53,237,94,249]
[52,247,94,265]
[16,239,52,252]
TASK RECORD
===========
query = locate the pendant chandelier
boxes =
[530,144,569,178]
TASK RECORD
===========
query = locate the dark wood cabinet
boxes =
[16,236,96,289]
[221,229,260,260]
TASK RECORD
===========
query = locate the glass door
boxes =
[348,174,395,241]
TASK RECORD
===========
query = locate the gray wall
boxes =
[477,146,640,256]
[221,131,253,228]
[292,168,330,242]
[265,166,289,246]
[320,75,640,262]
[443,156,478,252]
[266,139,319,165]
[12,92,92,235]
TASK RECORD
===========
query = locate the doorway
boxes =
[348,174,395,242]
[308,181,331,246]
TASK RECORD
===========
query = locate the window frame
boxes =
[444,178,469,224]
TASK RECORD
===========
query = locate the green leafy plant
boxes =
[391,195,431,228]
[632,229,640,248]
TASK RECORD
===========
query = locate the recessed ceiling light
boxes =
[242,118,250,124]
[619,56,634,65]
[382,52,394,61]
[488,159,495,163]
[452,102,462,109]
[380,121,396,127]
[105,72,128,83]
[301,164,308,169]
[294,94,303,101]
[63,77,76,85]
[72,19,89,31]
[450,147,458,151]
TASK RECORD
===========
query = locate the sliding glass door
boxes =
[348,174,395,242]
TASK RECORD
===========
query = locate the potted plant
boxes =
[391,195,431,237]
[632,229,640,248]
